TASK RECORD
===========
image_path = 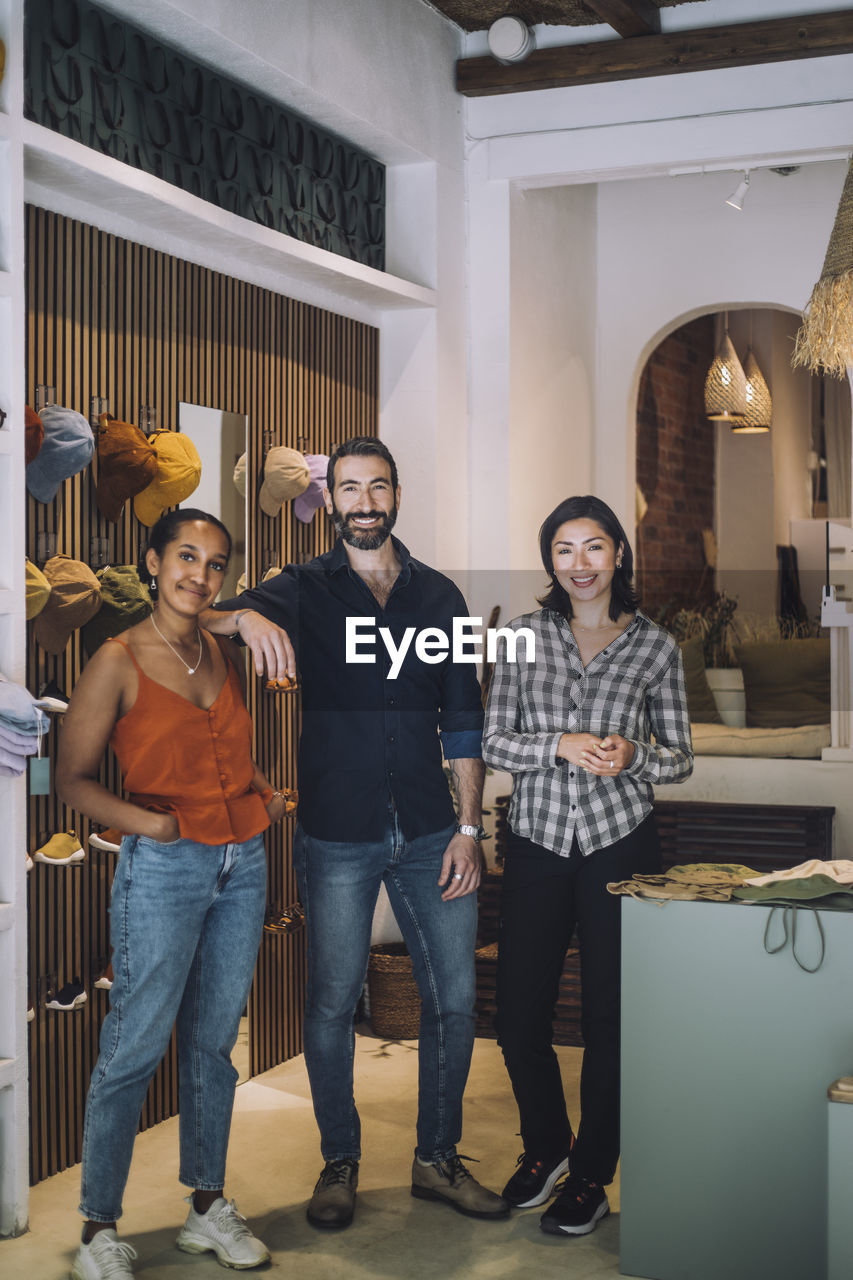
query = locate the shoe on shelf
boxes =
[306,1159,359,1229]
[26,1004,35,1023]
[45,978,87,1011]
[25,852,34,872]
[94,962,114,991]
[89,829,122,853]
[262,902,305,934]
[71,1228,137,1279]
[539,1172,610,1236]
[411,1154,509,1219]
[176,1196,270,1269]
[501,1147,572,1208]
[35,679,69,714]
[33,830,84,865]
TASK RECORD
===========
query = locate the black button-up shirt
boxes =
[226,537,484,843]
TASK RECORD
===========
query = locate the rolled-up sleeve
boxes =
[483,635,564,772]
[626,649,694,784]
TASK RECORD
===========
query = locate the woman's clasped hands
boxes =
[557,732,635,777]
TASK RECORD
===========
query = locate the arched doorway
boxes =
[635,306,850,641]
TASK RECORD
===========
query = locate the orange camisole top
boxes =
[108,634,270,845]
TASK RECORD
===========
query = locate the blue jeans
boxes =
[293,814,477,1163]
[79,833,267,1222]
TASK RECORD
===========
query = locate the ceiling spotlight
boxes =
[725,172,750,211]
[487,15,536,64]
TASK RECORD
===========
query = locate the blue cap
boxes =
[26,404,94,503]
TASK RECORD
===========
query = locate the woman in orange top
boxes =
[57,509,285,1280]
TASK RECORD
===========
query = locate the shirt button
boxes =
[571,804,576,811]
[389,736,396,743]
[569,771,574,778]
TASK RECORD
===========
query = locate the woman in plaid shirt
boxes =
[483,494,693,1238]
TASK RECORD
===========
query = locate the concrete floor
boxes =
[1,1031,637,1279]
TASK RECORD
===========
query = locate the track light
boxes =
[725,172,750,212]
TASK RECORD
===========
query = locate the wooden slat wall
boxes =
[25,204,378,1183]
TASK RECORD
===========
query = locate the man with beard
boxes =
[204,437,507,1230]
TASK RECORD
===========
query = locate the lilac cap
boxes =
[293,453,330,523]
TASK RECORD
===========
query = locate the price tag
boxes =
[29,755,51,795]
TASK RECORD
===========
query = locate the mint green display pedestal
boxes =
[620,898,853,1280]
[827,1084,853,1280]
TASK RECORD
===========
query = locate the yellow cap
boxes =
[26,558,51,620]
[133,431,202,527]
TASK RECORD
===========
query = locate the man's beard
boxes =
[331,500,397,550]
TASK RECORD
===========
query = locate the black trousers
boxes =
[494,814,661,1186]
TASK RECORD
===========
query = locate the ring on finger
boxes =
[453,872,463,880]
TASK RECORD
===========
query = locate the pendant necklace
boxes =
[150,614,204,675]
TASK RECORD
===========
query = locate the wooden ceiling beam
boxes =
[583,0,661,39]
[456,9,853,95]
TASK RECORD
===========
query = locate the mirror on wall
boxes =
[178,403,248,600]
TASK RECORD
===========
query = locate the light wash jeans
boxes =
[79,832,267,1222]
[293,812,477,1164]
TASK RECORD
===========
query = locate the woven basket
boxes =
[367,943,421,1040]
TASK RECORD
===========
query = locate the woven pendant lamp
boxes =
[792,156,853,377]
[732,347,772,433]
[705,327,748,421]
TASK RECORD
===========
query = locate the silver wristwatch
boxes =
[456,823,486,841]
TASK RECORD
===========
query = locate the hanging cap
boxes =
[25,405,94,503]
[25,559,51,620]
[133,430,202,527]
[293,454,330,523]
[233,452,247,497]
[95,415,159,521]
[82,565,152,655]
[258,446,310,518]
[25,405,44,466]
[33,556,102,654]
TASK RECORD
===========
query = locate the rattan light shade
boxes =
[732,348,772,433]
[793,156,853,377]
[704,331,748,420]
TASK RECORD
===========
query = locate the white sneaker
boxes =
[176,1196,271,1269]
[71,1229,137,1279]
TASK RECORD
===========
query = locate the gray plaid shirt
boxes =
[483,609,693,856]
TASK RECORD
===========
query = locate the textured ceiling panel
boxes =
[429,0,706,32]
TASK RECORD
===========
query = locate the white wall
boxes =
[509,185,596,565]
[594,160,848,525]
[74,0,470,574]
[465,1,853,626]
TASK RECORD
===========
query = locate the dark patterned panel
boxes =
[25,204,378,1183]
[24,0,385,269]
